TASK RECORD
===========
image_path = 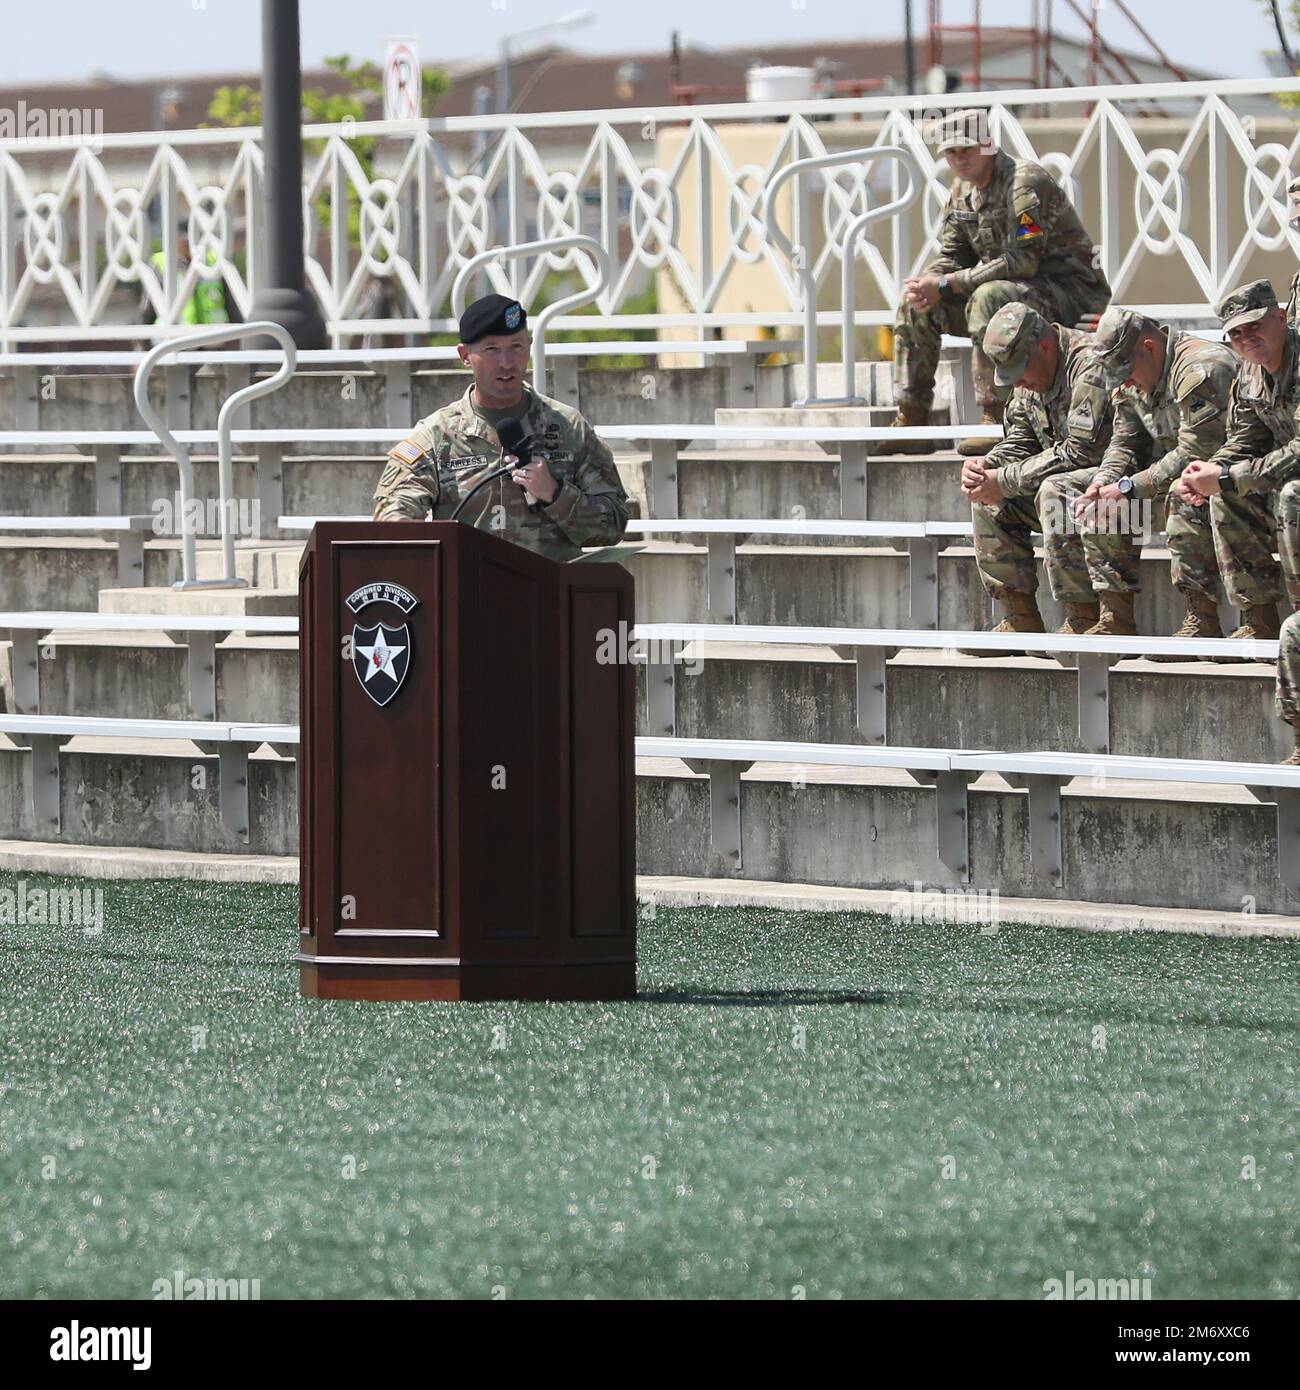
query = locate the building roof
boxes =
[0,31,1215,136]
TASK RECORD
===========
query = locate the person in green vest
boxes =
[141,220,229,329]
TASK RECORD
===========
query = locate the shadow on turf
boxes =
[638,987,902,1007]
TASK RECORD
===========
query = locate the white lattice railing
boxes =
[3,77,1300,343]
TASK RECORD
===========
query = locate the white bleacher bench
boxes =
[0,339,797,429]
[0,714,296,839]
[633,621,1275,756]
[0,612,298,718]
[637,735,1300,893]
[0,516,154,585]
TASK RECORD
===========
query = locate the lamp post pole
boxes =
[249,0,327,347]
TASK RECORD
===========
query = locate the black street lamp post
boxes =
[249,0,327,347]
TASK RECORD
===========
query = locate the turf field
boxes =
[0,872,1296,1299]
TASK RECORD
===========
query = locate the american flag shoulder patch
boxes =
[390,438,426,466]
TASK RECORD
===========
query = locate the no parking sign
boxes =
[384,39,421,121]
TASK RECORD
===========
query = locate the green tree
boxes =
[207,54,450,242]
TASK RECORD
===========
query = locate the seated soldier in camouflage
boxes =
[888,109,1111,458]
[372,293,629,562]
[1178,281,1300,655]
[1070,307,1238,655]
[960,302,1115,646]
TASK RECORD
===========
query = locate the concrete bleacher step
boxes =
[7,632,1286,764]
[635,758,1294,914]
[0,739,1289,913]
[623,542,1201,636]
[96,587,300,617]
[642,645,1292,765]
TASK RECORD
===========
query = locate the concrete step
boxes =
[96,586,300,616]
[0,738,1291,914]
[1,538,1255,633]
[623,542,1221,636]
[8,633,1287,765]
[3,448,982,532]
[642,645,1292,764]
[636,759,1295,915]
[0,362,794,439]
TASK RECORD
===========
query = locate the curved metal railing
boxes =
[451,235,611,393]
[133,323,297,587]
[764,147,922,407]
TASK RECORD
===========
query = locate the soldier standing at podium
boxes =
[373,293,629,562]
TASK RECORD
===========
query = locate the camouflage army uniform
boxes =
[974,324,1115,601]
[896,149,1112,409]
[1207,325,1300,610]
[1090,327,1238,599]
[1278,612,1300,731]
[372,383,629,562]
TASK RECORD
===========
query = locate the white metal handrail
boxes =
[133,323,297,588]
[764,147,920,407]
[451,236,611,394]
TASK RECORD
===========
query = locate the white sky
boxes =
[0,0,1284,87]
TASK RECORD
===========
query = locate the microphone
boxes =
[497,416,541,511]
[444,414,531,522]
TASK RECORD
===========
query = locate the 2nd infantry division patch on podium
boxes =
[345,581,420,707]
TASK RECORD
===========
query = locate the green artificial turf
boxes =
[0,871,1296,1299]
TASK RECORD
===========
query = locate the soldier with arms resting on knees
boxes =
[1178,281,1299,660]
[959,302,1115,650]
[887,109,1111,457]
[1072,307,1238,656]
[372,293,629,562]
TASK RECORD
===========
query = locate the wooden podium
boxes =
[297,521,637,1001]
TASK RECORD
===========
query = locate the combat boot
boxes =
[1083,590,1137,638]
[1148,590,1221,662]
[1281,725,1300,767]
[1213,602,1281,664]
[961,590,1045,657]
[1057,601,1100,635]
[876,400,938,456]
[957,401,1005,458]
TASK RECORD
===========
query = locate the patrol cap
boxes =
[1216,279,1278,333]
[935,108,994,155]
[458,293,527,344]
[984,301,1051,386]
[1091,306,1159,390]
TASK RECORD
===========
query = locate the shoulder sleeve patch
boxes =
[1067,394,1097,434]
[1016,210,1044,241]
[1173,363,1209,402]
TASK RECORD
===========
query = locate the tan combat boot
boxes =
[1281,724,1300,767]
[1057,601,1101,635]
[1148,590,1221,662]
[957,400,1005,458]
[961,590,1045,657]
[876,399,938,456]
[1213,602,1281,664]
[1083,590,1137,637]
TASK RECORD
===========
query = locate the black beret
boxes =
[458,294,527,344]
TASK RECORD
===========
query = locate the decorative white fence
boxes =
[3,77,1300,343]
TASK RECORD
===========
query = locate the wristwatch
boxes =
[1218,465,1237,494]
[538,479,563,509]
[938,274,953,301]
[1116,476,1135,496]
